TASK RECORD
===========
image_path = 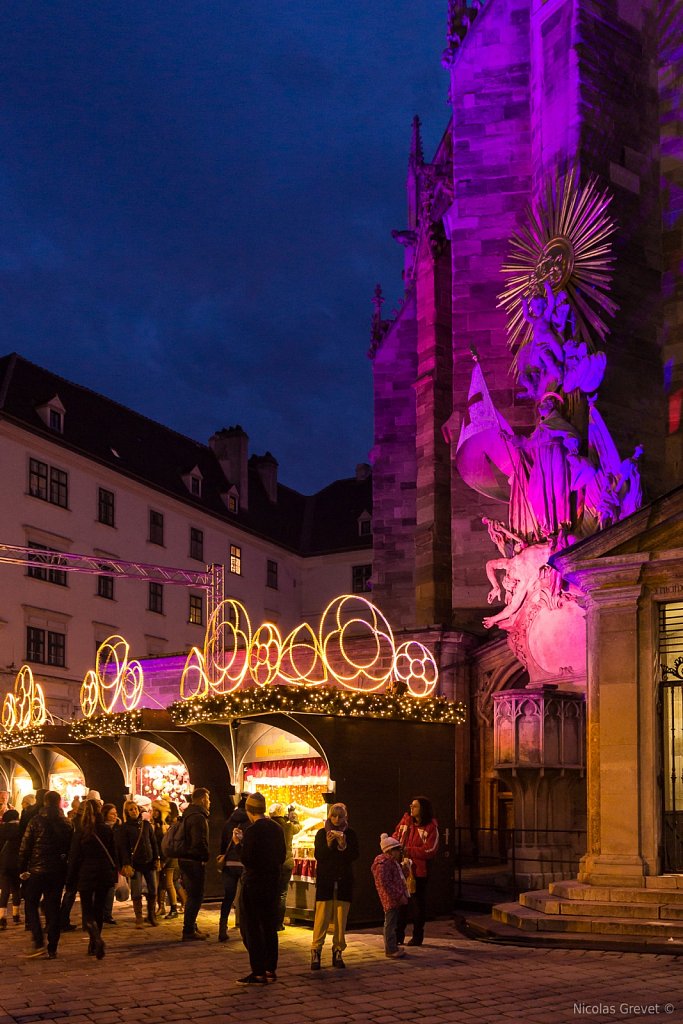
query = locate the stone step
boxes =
[646,875,683,890]
[549,880,683,905]
[493,902,683,937]
[521,891,663,920]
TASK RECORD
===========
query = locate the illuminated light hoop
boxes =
[120,657,144,711]
[280,623,328,687]
[1,694,16,732]
[319,595,395,692]
[180,646,210,700]
[248,623,283,687]
[80,670,100,719]
[392,640,439,698]
[80,635,145,717]
[210,599,252,692]
[180,594,440,701]
[1,666,49,732]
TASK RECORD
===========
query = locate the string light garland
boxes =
[170,685,465,726]
[0,725,45,751]
[69,709,143,740]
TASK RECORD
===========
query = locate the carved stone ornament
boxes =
[454,171,643,687]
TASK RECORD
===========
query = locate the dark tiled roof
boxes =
[0,353,372,556]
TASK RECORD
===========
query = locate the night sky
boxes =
[1,1,448,493]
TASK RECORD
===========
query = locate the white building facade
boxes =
[0,353,373,720]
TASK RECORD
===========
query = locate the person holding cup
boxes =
[310,802,359,971]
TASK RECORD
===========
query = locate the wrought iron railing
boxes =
[454,825,587,903]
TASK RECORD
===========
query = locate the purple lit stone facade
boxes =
[369,0,682,867]
[372,0,680,633]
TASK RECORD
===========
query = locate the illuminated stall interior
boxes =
[10,764,34,809]
[239,723,331,920]
[47,754,85,810]
[133,741,191,810]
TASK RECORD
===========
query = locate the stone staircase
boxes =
[493,877,683,939]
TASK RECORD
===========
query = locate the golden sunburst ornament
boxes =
[498,169,618,356]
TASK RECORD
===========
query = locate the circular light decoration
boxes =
[248,623,283,687]
[209,599,252,692]
[0,693,16,733]
[180,646,209,700]
[80,670,100,719]
[80,635,145,717]
[280,622,328,687]
[392,641,439,698]
[180,594,440,701]
[319,595,395,692]
[1,666,49,732]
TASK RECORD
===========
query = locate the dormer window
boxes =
[36,395,66,435]
[182,466,203,498]
[358,511,372,537]
[222,486,239,514]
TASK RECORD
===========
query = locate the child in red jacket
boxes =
[371,834,410,958]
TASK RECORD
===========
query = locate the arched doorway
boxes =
[131,740,191,810]
[236,721,332,922]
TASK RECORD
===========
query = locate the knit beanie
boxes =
[245,792,266,814]
[380,832,401,853]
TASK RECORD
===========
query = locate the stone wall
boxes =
[370,295,418,627]
[445,0,534,626]
[659,0,683,484]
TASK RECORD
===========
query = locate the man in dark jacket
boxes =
[237,792,286,985]
[179,787,210,942]
[18,790,72,958]
[19,788,46,839]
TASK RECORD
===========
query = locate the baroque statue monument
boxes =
[456,170,643,687]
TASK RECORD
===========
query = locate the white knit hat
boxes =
[380,832,401,853]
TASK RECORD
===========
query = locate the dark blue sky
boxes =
[1,2,448,493]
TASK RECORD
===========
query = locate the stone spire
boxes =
[407,115,424,230]
[368,284,390,359]
[409,115,424,171]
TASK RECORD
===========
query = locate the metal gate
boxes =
[660,601,683,872]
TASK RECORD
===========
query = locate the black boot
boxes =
[310,949,321,971]
[146,897,159,927]
[332,949,346,969]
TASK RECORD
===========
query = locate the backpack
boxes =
[160,818,188,859]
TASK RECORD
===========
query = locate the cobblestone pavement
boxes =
[3,904,683,1024]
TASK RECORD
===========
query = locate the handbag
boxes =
[114,875,130,902]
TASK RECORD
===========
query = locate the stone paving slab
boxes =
[1,905,683,1023]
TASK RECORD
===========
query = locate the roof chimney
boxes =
[250,452,278,503]
[355,463,371,481]
[209,426,249,509]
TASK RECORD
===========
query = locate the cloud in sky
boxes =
[0,1,448,492]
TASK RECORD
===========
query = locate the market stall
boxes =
[241,728,331,920]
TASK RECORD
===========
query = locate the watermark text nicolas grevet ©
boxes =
[574,1004,674,1016]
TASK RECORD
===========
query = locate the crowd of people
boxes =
[0,785,439,983]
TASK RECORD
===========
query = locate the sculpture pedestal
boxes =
[494,689,586,888]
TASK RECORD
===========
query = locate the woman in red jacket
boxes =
[393,795,439,946]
